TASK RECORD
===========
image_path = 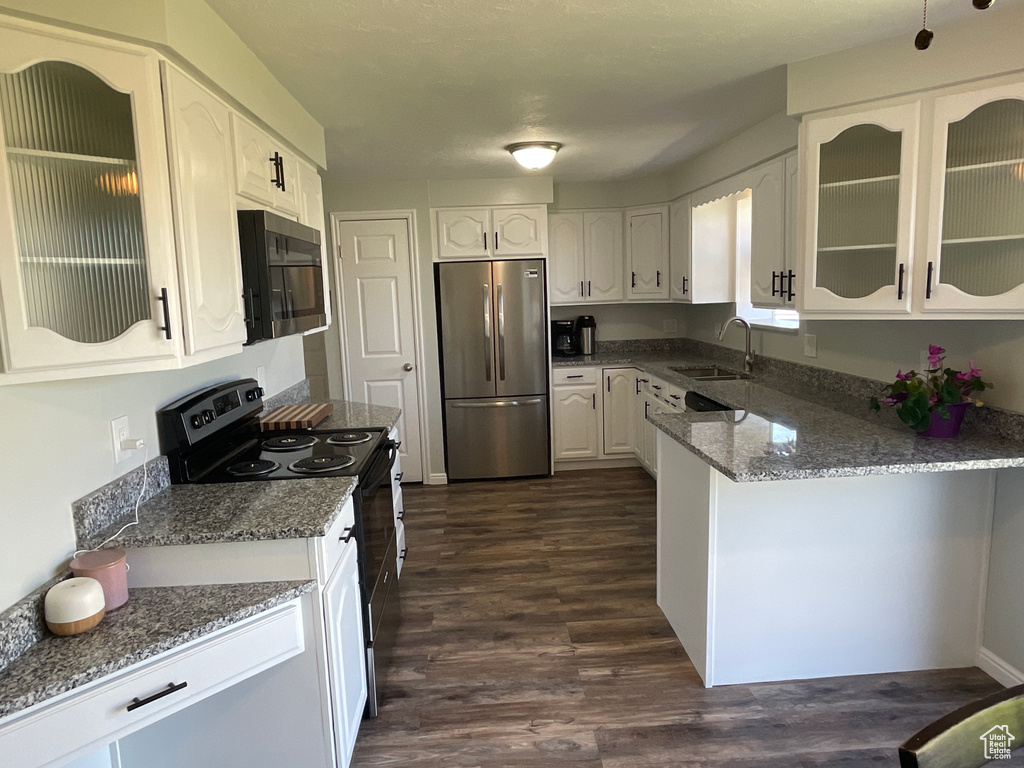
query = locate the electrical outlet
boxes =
[803,334,817,358]
[111,415,130,463]
[663,318,678,335]
[256,365,266,389]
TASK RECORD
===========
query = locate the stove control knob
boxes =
[257,386,265,397]
[190,414,204,429]
[245,388,260,402]
[202,409,215,424]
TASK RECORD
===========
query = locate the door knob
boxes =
[403,363,414,372]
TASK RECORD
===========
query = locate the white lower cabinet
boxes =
[602,368,637,456]
[0,600,305,768]
[553,368,600,460]
[122,496,364,768]
[322,538,368,768]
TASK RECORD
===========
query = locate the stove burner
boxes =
[326,431,373,446]
[262,435,318,451]
[226,459,280,477]
[288,455,356,474]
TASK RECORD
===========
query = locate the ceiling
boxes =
[205,0,1020,182]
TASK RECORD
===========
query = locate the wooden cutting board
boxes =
[260,403,333,431]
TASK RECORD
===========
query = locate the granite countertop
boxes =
[0,580,314,721]
[554,351,1024,482]
[314,400,402,432]
[82,477,358,549]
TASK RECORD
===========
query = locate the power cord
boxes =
[74,440,148,558]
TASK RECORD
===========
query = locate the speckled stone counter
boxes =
[0,580,313,720]
[314,400,401,432]
[555,348,1024,482]
[80,477,358,550]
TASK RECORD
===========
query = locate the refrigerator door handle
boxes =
[449,398,544,408]
[483,283,492,382]
[496,283,506,381]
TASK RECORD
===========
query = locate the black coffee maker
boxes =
[551,320,578,357]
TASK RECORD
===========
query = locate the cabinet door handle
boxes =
[340,526,355,543]
[400,548,408,561]
[483,232,487,250]
[277,155,286,192]
[656,270,661,287]
[897,263,906,301]
[567,374,583,379]
[587,280,591,297]
[580,281,584,297]
[494,232,498,252]
[156,287,172,340]
[127,682,187,712]
[785,269,796,301]
[682,275,688,295]
[607,375,611,392]
[771,271,779,297]
[397,509,405,521]
[592,393,596,410]
[395,472,404,482]
[926,261,934,299]
[631,271,636,288]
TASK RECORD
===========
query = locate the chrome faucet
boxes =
[719,316,754,375]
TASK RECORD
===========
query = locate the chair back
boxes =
[899,683,1024,767]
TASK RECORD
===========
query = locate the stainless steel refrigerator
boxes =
[437,259,550,480]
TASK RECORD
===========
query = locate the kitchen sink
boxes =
[669,365,751,381]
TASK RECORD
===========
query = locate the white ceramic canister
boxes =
[70,548,129,610]
[44,577,106,636]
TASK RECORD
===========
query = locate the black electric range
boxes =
[156,378,400,719]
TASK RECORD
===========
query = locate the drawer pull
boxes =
[397,509,405,521]
[340,526,355,542]
[395,472,404,482]
[400,548,408,561]
[127,682,188,712]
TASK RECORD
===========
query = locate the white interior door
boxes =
[337,218,423,481]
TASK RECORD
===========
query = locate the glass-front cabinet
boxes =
[801,102,920,314]
[0,24,179,377]
[921,82,1024,314]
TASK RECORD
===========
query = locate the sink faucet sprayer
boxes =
[719,316,754,375]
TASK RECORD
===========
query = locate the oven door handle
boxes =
[361,439,398,497]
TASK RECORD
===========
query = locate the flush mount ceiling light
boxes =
[506,142,562,170]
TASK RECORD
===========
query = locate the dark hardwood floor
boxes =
[352,467,1002,767]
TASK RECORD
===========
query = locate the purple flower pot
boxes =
[919,402,969,438]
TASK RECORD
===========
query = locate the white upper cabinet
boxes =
[686,193,737,305]
[920,81,1024,316]
[584,211,625,302]
[231,112,299,215]
[549,212,585,303]
[669,197,691,301]
[749,157,789,308]
[549,210,624,304]
[296,159,331,333]
[0,23,182,379]
[162,64,246,359]
[626,205,669,300]
[801,101,920,315]
[436,205,547,261]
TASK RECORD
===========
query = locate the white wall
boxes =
[0,337,306,614]
[984,468,1024,678]
[550,303,687,342]
[788,2,1024,117]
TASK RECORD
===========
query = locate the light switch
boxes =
[803,334,817,358]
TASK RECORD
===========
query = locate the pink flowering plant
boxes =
[869,345,992,432]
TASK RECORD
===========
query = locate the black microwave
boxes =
[238,210,326,344]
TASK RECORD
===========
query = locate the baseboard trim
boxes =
[425,473,448,485]
[978,646,1024,687]
[555,457,642,472]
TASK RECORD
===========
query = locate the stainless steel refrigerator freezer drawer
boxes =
[444,396,549,480]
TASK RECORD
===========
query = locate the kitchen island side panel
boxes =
[656,431,994,688]
[656,431,713,684]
